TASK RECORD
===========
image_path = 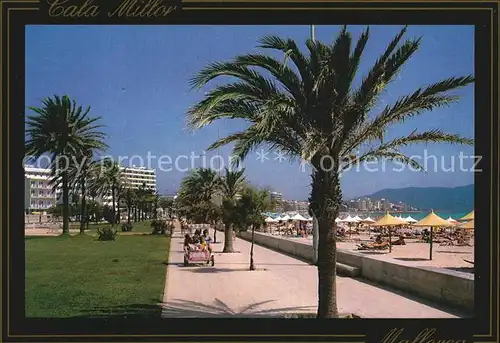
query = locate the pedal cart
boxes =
[184,248,215,267]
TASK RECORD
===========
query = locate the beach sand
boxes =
[272,234,474,271]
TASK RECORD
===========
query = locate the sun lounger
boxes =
[356,241,390,250]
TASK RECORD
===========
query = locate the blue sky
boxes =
[25,25,474,200]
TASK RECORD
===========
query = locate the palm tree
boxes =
[26,95,107,234]
[95,158,123,226]
[159,197,174,219]
[186,26,474,318]
[219,167,246,252]
[177,168,220,223]
[67,149,98,234]
[122,187,137,225]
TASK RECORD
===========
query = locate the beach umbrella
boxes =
[265,217,276,223]
[412,210,453,260]
[352,215,363,222]
[274,215,282,221]
[405,215,418,223]
[446,217,458,224]
[371,212,407,226]
[459,210,474,221]
[342,215,358,223]
[459,219,474,230]
[335,217,342,223]
[370,212,407,252]
[291,213,307,221]
[360,217,375,223]
[281,214,291,221]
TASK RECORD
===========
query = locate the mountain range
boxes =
[362,184,474,212]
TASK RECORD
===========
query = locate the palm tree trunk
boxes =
[213,225,217,243]
[79,176,86,234]
[311,168,341,319]
[312,214,319,264]
[111,187,116,226]
[222,223,234,252]
[61,172,70,234]
[127,205,131,225]
[249,225,255,270]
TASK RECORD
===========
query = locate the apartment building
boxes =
[25,164,157,211]
[120,166,156,190]
[270,191,284,212]
[24,166,60,214]
[102,166,157,207]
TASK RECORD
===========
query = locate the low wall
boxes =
[238,231,474,313]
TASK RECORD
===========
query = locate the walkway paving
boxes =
[161,231,465,318]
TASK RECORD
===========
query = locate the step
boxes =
[336,262,361,277]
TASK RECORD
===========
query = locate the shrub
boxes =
[96,227,117,241]
[121,223,133,232]
[151,219,175,236]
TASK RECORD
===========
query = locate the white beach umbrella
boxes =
[281,214,291,221]
[291,213,307,221]
[335,217,342,223]
[446,216,458,224]
[405,215,418,223]
[339,215,350,222]
[274,216,283,221]
[265,217,276,223]
[343,215,358,223]
[352,215,362,222]
[360,217,375,223]
[405,216,418,223]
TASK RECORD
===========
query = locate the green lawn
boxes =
[69,220,155,233]
[25,234,170,318]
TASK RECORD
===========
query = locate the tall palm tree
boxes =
[219,167,246,252]
[122,187,137,225]
[95,158,123,226]
[26,95,107,234]
[67,149,99,234]
[186,26,474,318]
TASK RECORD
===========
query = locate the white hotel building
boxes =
[24,164,156,211]
[24,166,60,214]
[102,166,157,207]
[120,166,156,190]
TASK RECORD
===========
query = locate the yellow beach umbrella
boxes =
[412,210,453,260]
[371,212,407,226]
[371,212,407,252]
[459,210,474,221]
[460,219,474,230]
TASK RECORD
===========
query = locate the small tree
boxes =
[234,186,272,270]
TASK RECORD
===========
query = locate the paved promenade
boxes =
[161,231,464,318]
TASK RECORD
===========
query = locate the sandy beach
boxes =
[281,234,474,271]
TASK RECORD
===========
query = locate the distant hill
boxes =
[363,184,474,212]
